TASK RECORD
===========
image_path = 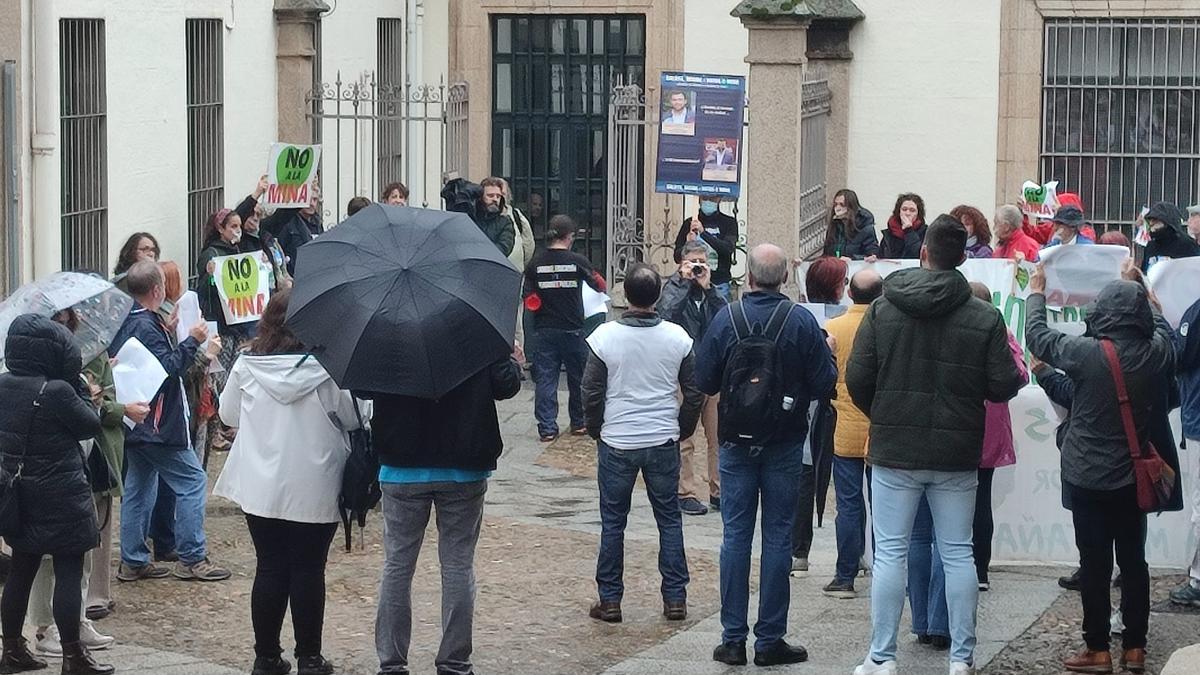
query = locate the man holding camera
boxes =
[672,197,738,301]
[658,241,729,516]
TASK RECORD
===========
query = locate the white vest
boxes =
[586,320,694,450]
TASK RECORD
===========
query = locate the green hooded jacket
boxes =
[84,354,124,496]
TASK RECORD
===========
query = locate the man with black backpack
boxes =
[695,244,837,668]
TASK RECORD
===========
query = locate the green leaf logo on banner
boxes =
[221,255,261,307]
[1023,183,1048,205]
[275,145,317,187]
[1015,266,1030,291]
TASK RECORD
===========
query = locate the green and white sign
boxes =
[265,143,322,208]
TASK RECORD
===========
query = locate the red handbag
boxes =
[1100,339,1176,513]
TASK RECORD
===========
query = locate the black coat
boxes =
[262,208,322,275]
[822,209,880,260]
[656,273,728,342]
[1142,205,1200,272]
[365,358,522,472]
[194,238,253,337]
[880,221,927,259]
[0,315,101,555]
[672,211,739,285]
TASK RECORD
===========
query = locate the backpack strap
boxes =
[1099,339,1144,460]
[730,302,752,342]
[763,300,795,344]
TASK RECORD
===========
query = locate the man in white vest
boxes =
[581,263,703,624]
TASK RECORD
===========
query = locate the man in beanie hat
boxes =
[1142,201,1200,272]
[1044,206,1095,248]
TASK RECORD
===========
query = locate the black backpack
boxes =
[338,399,382,551]
[717,300,795,446]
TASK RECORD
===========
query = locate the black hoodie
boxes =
[1142,201,1200,272]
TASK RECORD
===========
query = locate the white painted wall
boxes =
[846,0,1002,225]
[28,0,277,277]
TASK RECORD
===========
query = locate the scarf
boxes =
[887,215,923,239]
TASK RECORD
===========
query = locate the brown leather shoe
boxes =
[589,600,622,623]
[1120,648,1146,673]
[663,599,687,621]
[1063,648,1113,673]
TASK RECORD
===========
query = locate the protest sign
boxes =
[265,143,321,207]
[1038,244,1128,307]
[654,72,746,198]
[1147,256,1200,328]
[1020,179,1060,220]
[213,253,271,325]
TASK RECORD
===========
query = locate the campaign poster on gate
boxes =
[213,253,271,325]
[265,143,322,208]
[654,71,746,198]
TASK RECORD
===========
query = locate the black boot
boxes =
[0,637,47,673]
[296,656,333,675]
[1058,568,1081,591]
[251,656,292,675]
[59,642,113,675]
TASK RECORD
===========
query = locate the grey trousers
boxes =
[376,480,487,675]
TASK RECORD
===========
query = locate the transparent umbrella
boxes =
[0,272,133,365]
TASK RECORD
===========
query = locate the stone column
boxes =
[805,10,863,197]
[274,0,328,144]
[735,5,814,260]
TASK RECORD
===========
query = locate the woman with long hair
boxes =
[950,205,994,259]
[214,288,357,675]
[822,189,879,261]
[880,193,927,259]
[111,233,160,294]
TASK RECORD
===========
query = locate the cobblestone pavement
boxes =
[22,383,1198,674]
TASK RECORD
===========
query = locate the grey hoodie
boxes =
[1026,280,1175,492]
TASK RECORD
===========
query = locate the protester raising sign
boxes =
[1020,179,1060,220]
[265,143,321,207]
[213,253,271,325]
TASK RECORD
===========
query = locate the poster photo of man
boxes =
[702,138,738,182]
[660,89,696,136]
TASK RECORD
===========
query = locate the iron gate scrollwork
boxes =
[307,73,469,223]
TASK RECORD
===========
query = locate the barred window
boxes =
[377,18,404,196]
[186,18,225,277]
[1041,18,1200,232]
[60,18,107,273]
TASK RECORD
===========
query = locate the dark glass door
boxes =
[492,14,646,268]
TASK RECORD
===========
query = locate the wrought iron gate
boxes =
[307,74,469,222]
[799,78,831,259]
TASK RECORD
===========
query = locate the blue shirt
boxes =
[378,465,492,484]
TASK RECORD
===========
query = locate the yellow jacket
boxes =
[827,304,870,458]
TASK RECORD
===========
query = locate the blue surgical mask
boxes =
[699,201,718,216]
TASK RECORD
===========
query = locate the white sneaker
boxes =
[853,657,898,674]
[80,618,114,650]
[34,625,62,657]
[948,662,975,675]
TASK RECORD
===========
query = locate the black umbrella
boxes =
[285,204,520,398]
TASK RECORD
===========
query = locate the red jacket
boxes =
[994,227,1042,262]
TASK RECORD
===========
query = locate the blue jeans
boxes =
[908,497,948,639]
[719,441,803,650]
[868,467,978,666]
[121,444,210,567]
[833,456,871,583]
[596,440,688,603]
[150,478,176,557]
[531,328,587,437]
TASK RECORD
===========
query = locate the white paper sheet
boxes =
[581,284,610,318]
[173,290,202,345]
[798,303,848,329]
[205,321,224,374]
[1146,257,1200,328]
[1039,244,1129,307]
[111,338,168,406]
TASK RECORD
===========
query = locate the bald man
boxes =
[695,243,837,667]
[821,267,883,600]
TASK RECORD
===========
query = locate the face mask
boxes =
[699,201,718,216]
[486,204,501,215]
[227,229,242,245]
[833,206,848,218]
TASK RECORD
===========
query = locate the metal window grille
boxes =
[60,19,107,273]
[187,18,224,277]
[1041,18,1200,236]
[377,19,404,194]
[492,14,647,269]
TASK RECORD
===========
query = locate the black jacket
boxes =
[880,222,927,259]
[262,207,322,275]
[846,268,1025,471]
[1027,281,1176,493]
[368,358,522,472]
[822,209,880,260]
[672,211,738,285]
[1142,201,1200,272]
[656,273,729,341]
[0,315,101,555]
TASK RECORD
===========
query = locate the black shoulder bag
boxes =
[0,381,48,537]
